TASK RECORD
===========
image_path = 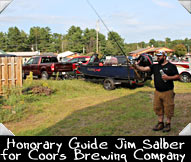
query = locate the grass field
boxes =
[1,79,191,136]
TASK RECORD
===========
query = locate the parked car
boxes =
[179,69,191,82]
[22,55,73,79]
[170,59,191,82]
[66,56,91,74]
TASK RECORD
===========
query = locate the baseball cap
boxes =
[156,51,167,56]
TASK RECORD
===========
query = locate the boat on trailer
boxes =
[78,54,152,90]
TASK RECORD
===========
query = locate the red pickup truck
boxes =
[22,55,73,79]
[66,56,91,74]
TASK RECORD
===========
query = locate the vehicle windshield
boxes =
[26,58,33,64]
[61,58,71,62]
[68,58,78,63]
[89,54,99,63]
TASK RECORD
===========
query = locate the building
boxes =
[129,47,155,58]
[129,47,174,58]
[8,51,40,63]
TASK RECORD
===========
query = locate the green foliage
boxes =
[0,80,56,123]
[29,27,53,52]
[105,31,125,55]
[64,26,83,53]
[173,44,187,57]
[0,25,191,56]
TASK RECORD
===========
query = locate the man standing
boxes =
[134,51,179,132]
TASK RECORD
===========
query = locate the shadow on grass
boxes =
[0,96,4,104]
[34,91,191,136]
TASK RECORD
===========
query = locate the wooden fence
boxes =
[0,57,22,94]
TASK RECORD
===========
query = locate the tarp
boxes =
[0,0,13,14]
[179,0,191,14]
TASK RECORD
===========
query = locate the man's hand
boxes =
[162,74,180,81]
[131,63,137,69]
[162,74,169,80]
[131,60,139,69]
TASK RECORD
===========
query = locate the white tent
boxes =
[57,51,74,61]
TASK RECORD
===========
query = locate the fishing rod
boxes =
[86,0,142,79]
[86,0,130,62]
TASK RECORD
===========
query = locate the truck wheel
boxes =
[41,71,49,80]
[180,73,190,82]
[103,78,115,90]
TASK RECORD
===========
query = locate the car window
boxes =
[79,58,87,63]
[27,58,34,65]
[69,58,78,63]
[41,57,51,63]
[41,57,45,63]
[32,57,39,64]
[62,58,70,62]
[51,57,58,62]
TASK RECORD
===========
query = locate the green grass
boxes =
[2,79,191,136]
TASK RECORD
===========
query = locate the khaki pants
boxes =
[154,90,175,118]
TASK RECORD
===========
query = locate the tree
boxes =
[50,33,63,53]
[83,28,106,54]
[29,27,53,52]
[83,28,96,53]
[165,37,171,48]
[65,26,83,53]
[138,41,146,48]
[149,39,157,47]
[0,32,7,51]
[20,30,30,51]
[173,44,187,57]
[7,27,24,51]
[29,27,41,51]
[105,31,125,55]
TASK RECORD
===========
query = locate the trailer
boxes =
[78,54,152,90]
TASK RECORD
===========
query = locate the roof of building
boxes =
[147,47,174,53]
[129,47,153,54]
[129,47,174,57]
[7,51,40,57]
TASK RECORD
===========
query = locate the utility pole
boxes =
[96,20,100,54]
[62,41,64,52]
[35,29,38,51]
[83,46,85,54]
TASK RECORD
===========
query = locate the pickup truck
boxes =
[22,55,73,79]
[65,56,91,74]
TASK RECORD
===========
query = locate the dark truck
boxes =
[22,55,73,79]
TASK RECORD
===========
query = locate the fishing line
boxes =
[86,0,142,79]
[86,0,128,59]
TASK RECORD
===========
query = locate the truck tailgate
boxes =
[54,63,73,72]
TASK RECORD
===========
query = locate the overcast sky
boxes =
[0,0,191,43]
